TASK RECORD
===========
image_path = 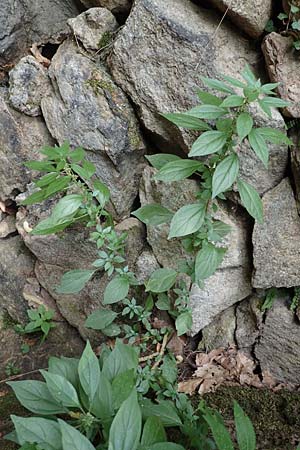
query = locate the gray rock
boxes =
[235,295,262,350]
[290,128,300,208]
[9,56,52,116]
[255,296,300,384]
[262,32,300,118]
[80,0,132,15]
[109,0,261,151]
[0,236,35,322]
[208,0,272,38]
[135,249,160,283]
[41,40,145,218]
[0,214,16,238]
[253,178,300,288]
[0,93,54,202]
[68,8,118,51]
[0,0,79,66]
[198,305,236,351]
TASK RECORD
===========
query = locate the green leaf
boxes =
[241,65,257,87]
[11,416,62,450]
[195,243,226,281]
[248,129,269,168]
[197,89,223,106]
[102,340,139,381]
[85,309,118,331]
[292,19,300,30]
[69,147,85,162]
[220,95,244,108]
[7,381,66,415]
[112,369,136,410]
[30,217,74,236]
[221,75,246,89]
[256,127,292,145]
[102,323,121,337]
[21,188,48,206]
[203,410,234,450]
[132,204,173,226]
[168,203,206,239]
[90,372,113,420]
[78,341,100,403]
[259,97,290,118]
[141,417,167,446]
[141,399,182,427]
[175,312,193,336]
[291,4,300,13]
[156,293,171,311]
[261,287,277,312]
[145,268,177,293]
[161,356,178,384]
[93,179,110,207]
[234,402,256,450]
[187,105,227,120]
[71,160,96,180]
[35,172,59,188]
[108,390,142,450]
[56,269,96,294]
[189,131,227,157]
[155,160,203,182]
[103,276,130,305]
[51,194,83,220]
[145,154,181,170]
[48,357,79,389]
[161,113,211,130]
[59,419,96,450]
[40,370,81,409]
[209,220,232,241]
[236,112,253,141]
[44,176,72,197]
[148,444,185,450]
[212,153,239,198]
[25,161,56,172]
[261,82,280,95]
[278,12,288,20]
[237,179,263,223]
[200,76,234,94]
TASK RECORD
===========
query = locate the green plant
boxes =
[15,306,55,342]
[5,362,21,377]
[291,286,300,311]
[261,287,278,312]
[265,3,300,50]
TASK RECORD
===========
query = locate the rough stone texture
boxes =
[140,166,252,333]
[198,305,236,351]
[0,0,80,67]
[68,8,118,51]
[9,56,52,116]
[135,249,160,283]
[262,32,300,118]
[235,295,263,351]
[0,236,35,322]
[208,0,272,38]
[80,0,132,15]
[0,214,16,238]
[0,92,54,201]
[255,296,300,384]
[290,127,300,209]
[17,204,145,338]
[253,178,300,289]
[41,40,145,218]
[109,0,262,151]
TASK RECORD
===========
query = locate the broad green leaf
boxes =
[212,153,239,198]
[44,176,71,197]
[25,161,56,172]
[59,419,96,450]
[197,89,223,106]
[241,65,257,86]
[248,128,269,168]
[203,410,234,450]
[93,179,110,207]
[237,179,263,223]
[40,370,80,409]
[189,131,227,157]
[102,340,139,381]
[220,95,244,108]
[236,112,253,141]
[209,220,232,241]
[85,309,118,330]
[132,204,173,226]
[56,269,96,294]
[291,4,300,13]
[168,203,206,239]
[11,416,62,450]
[216,118,233,133]
[71,160,96,180]
[259,97,290,117]
[261,287,277,312]
[21,189,48,206]
[145,268,177,293]
[112,369,136,409]
[30,217,73,235]
[155,160,203,182]
[175,311,193,336]
[187,104,227,120]
[108,390,142,450]
[148,444,185,450]
[90,372,113,420]
[156,293,171,310]
[48,357,79,389]
[51,194,83,220]
[261,82,279,95]
[141,417,166,446]
[221,74,246,89]
[35,172,59,188]
[195,243,226,281]
[234,402,256,450]
[161,113,211,130]
[103,276,130,305]
[7,381,66,415]
[78,341,100,403]
[141,399,182,427]
[69,147,85,162]
[161,356,178,384]
[200,76,235,94]
[256,127,292,145]
[102,323,121,337]
[145,154,180,170]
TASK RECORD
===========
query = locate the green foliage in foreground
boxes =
[14,306,55,342]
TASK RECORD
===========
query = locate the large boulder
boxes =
[41,39,145,218]
[252,178,300,288]
[262,32,300,118]
[255,295,300,385]
[0,0,80,67]
[0,92,54,202]
[80,0,132,15]
[208,0,272,38]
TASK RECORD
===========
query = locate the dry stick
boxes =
[0,368,47,385]
[151,332,170,370]
[139,352,160,363]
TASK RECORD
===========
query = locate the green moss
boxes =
[1,311,18,330]
[86,76,115,96]
[98,31,113,50]
[202,386,300,450]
